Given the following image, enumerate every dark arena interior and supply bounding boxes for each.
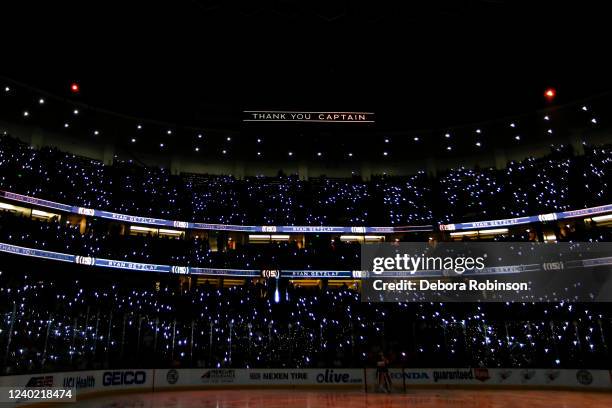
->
[1,1,612,407]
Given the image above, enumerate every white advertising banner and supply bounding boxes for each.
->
[365,368,612,391]
[155,368,364,389]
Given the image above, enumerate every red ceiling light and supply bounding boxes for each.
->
[70,82,80,93]
[544,87,556,100]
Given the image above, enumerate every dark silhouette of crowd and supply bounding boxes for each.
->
[2,135,612,227]
[0,211,364,270]
[0,268,610,375]
[1,135,612,375]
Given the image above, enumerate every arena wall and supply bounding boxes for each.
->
[1,367,610,406]
[362,367,612,392]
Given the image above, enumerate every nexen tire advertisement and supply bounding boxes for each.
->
[243,369,363,386]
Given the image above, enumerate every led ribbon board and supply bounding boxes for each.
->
[0,242,346,278]
[439,204,612,231]
[243,111,375,123]
[0,242,258,277]
[0,190,432,233]
[5,190,611,234]
[4,242,612,281]
[0,242,75,263]
[282,270,353,278]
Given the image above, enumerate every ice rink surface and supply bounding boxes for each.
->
[69,389,612,408]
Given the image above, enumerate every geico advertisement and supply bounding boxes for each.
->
[0,369,153,406]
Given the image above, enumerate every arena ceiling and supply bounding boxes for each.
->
[1,1,611,131]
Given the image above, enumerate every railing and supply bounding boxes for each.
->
[0,190,432,234]
[4,190,612,234]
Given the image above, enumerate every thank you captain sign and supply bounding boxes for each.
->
[243,111,374,123]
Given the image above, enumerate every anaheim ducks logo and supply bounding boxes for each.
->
[520,369,536,382]
[545,370,560,383]
[76,256,95,266]
[77,207,95,216]
[576,370,593,385]
[166,369,179,384]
